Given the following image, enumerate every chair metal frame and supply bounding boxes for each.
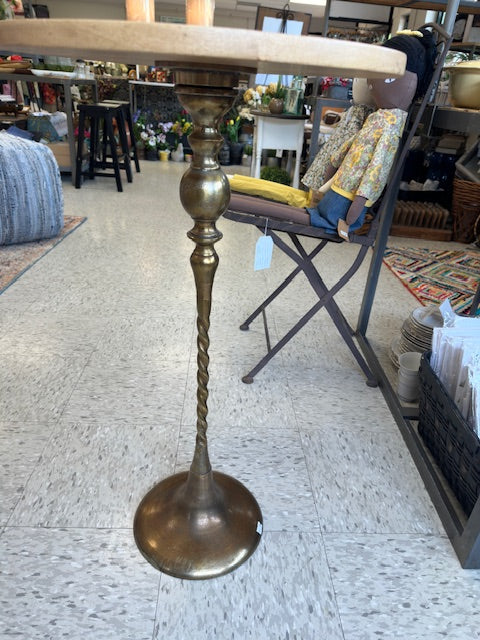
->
[225,25,480,570]
[225,24,451,386]
[225,206,378,384]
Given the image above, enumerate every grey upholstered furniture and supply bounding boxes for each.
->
[0,131,63,245]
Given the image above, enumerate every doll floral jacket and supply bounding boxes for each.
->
[302,104,373,190]
[330,108,407,206]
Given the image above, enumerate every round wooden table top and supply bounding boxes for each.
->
[0,19,406,79]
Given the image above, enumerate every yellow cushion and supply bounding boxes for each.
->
[228,174,312,208]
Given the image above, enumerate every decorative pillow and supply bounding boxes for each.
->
[27,112,60,142]
[228,174,312,208]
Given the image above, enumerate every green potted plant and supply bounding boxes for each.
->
[0,0,16,20]
[242,143,253,167]
[224,115,244,165]
[260,166,291,185]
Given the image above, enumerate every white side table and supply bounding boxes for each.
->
[250,110,308,188]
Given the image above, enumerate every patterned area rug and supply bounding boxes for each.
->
[383,246,480,315]
[0,216,86,294]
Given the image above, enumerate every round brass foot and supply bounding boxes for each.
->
[133,470,263,579]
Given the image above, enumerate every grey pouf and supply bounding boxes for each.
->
[0,131,64,245]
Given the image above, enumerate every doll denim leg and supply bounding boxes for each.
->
[306,189,367,233]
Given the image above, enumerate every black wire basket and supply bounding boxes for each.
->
[418,352,480,516]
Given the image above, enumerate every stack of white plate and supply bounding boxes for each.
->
[390,305,443,368]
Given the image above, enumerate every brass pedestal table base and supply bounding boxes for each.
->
[134,471,262,580]
[134,69,263,580]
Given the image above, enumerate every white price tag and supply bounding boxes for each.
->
[275,149,283,158]
[254,235,273,271]
[256,521,263,535]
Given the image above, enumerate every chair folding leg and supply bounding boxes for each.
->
[240,239,328,331]
[240,229,377,386]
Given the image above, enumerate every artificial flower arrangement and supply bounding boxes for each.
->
[41,83,57,106]
[143,123,172,150]
[224,115,242,143]
[242,76,285,110]
[243,85,265,109]
[133,112,174,150]
[321,77,350,92]
[264,78,286,102]
[171,111,193,149]
[237,106,254,122]
[0,0,18,20]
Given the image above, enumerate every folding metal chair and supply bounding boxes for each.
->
[223,24,452,385]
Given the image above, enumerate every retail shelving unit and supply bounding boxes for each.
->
[340,0,480,568]
[0,72,97,184]
[128,80,175,116]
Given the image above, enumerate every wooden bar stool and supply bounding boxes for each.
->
[101,99,141,173]
[75,102,132,192]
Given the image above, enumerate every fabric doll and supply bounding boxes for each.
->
[306,28,437,240]
[302,78,375,200]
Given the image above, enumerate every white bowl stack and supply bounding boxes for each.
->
[390,305,444,368]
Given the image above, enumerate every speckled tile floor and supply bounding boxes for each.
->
[1,161,479,640]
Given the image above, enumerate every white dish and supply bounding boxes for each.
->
[390,336,402,367]
[412,305,443,330]
[31,69,74,78]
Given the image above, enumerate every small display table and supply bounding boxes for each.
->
[0,18,408,578]
[250,111,309,189]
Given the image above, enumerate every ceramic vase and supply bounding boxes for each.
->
[229,141,244,165]
[268,98,284,114]
[219,138,231,165]
[171,142,184,162]
[144,147,158,161]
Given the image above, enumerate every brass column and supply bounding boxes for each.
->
[133,69,263,580]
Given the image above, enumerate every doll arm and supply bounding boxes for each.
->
[336,140,396,241]
[356,143,398,205]
[337,196,368,241]
[346,195,368,226]
[355,116,405,205]
[337,127,402,240]
[330,134,356,169]
[323,162,337,182]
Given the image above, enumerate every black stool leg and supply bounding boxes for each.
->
[104,113,123,192]
[125,106,140,173]
[88,115,98,180]
[116,109,133,183]
[75,109,86,189]
[100,116,108,166]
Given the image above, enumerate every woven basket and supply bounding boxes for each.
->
[451,177,480,243]
[419,352,480,516]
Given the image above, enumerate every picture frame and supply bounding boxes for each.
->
[254,6,311,36]
[253,6,311,86]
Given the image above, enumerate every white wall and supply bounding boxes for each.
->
[329,1,391,22]
[390,8,432,34]
[41,0,125,20]
[40,0,257,27]
[36,0,376,32]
